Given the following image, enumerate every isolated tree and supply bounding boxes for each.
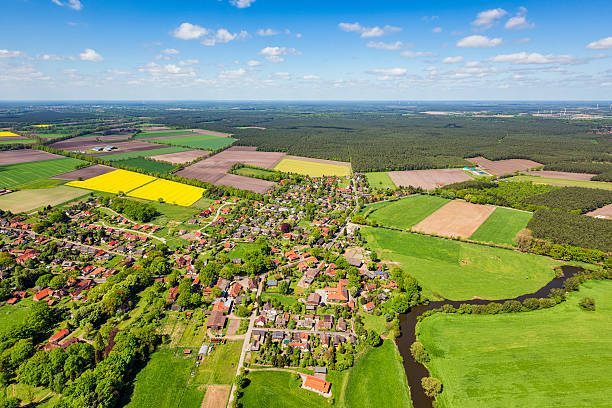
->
[421,376,442,398]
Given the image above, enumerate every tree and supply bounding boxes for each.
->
[390,294,412,313]
[49,211,69,224]
[410,341,429,364]
[364,330,381,347]
[277,280,290,295]
[579,297,596,311]
[421,376,442,398]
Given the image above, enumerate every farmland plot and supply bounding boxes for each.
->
[67,169,156,194]
[128,179,205,207]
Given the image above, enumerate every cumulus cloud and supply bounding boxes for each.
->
[0,50,26,59]
[259,46,300,63]
[0,63,50,82]
[457,35,502,48]
[433,27,443,33]
[79,48,103,62]
[472,8,507,29]
[162,48,180,55]
[178,59,199,66]
[173,23,208,40]
[367,68,407,76]
[400,51,437,57]
[257,28,279,36]
[273,72,291,79]
[38,54,64,61]
[52,0,82,10]
[247,60,262,66]
[218,68,246,79]
[505,7,534,29]
[586,37,612,49]
[366,41,406,50]
[303,75,320,80]
[443,56,464,64]
[514,38,531,44]
[202,29,249,46]
[488,52,582,65]
[338,22,401,38]
[172,23,248,46]
[139,62,196,77]
[230,0,255,8]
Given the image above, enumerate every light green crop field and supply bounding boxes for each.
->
[274,158,351,177]
[0,158,86,188]
[418,280,612,408]
[361,226,557,300]
[0,186,90,213]
[234,167,277,178]
[112,157,175,174]
[126,348,204,408]
[509,175,612,190]
[101,146,189,160]
[469,207,532,246]
[344,340,412,408]
[362,195,450,229]
[154,134,236,150]
[240,371,329,408]
[15,178,66,189]
[136,130,197,138]
[365,171,396,189]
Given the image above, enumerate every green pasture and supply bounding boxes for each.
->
[0,158,86,188]
[469,207,532,246]
[361,195,449,229]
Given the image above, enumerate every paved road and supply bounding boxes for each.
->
[198,202,231,235]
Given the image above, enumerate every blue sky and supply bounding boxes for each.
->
[1,0,611,100]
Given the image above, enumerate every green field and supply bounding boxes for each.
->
[362,195,449,229]
[365,172,396,189]
[509,175,612,191]
[240,371,329,408]
[0,158,86,188]
[0,186,90,213]
[101,146,189,161]
[193,340,242,385]
[153,134,236,151]
[0,138,35,144]
[418,280,612,408]
[0,299,33,336]
[113,157,175,174]
[274,158,351,177]
[136,130,197,138]
[344,341,412,408]
[226,242,258,259]
[127,348,204,408]
[234,167,277,178]
[469,207,533,246]
[15,178,66,189]
[361,227,557,300]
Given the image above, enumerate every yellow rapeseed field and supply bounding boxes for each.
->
[127,179,205,206]
[0,131,20,137]
[274,158,351,177]
[32,124,52,128]
[67,169,156,194]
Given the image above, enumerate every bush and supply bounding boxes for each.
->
[579,297,596,311]
[523,298,540,310]
[501,300,522,313]
[485,302,501,314]
[421,376,443,398]
[410,342,430,364]
[564,276,582,291]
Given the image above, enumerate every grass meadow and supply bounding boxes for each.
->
[365,171,396,189]
[418,280,612,408]
[0,158,85,188]
[362,195,449,229]
[469,207,533,246]
[0,298,33,336]
[154,134,236,151]
[361,226,557,300]
[509,175,612,190]
[240,371,329,408]
[0,186,90,213]
[136,130,197,138]
[234,166,277,178]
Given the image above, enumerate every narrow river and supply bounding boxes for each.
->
[395,265,581,408]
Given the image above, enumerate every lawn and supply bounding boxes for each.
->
[0,158,86,188]
[263,292,300,307]
[362,195,450,229]
[361,313,389,335]
[418,280,612,408]
[274,158,351,178]
[365,171,396,189]
[0,298,33,336]
[101,146,189,161]
[240,371,329,408]
[193,340,242,385]
[361,227,557,300]
[126,348,204,408]
[234,166,277,178]
[0,186,90,213]
[509,175,612,191]
[144,200,199,224]
[112,157,175,174]
[469,207,532,246]
[153,134,236,150]
[227,242,258,259]
[344,340,412,408]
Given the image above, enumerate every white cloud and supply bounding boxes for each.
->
[218,68,246,79]
[514,38,531,44]
[162,48,180,55]
[79,48,103,62]
[0,50,26,59]
[443,56,463,64]
[488,52,581,65]
[400,51,437,57]
[472,8,507,29]
[172,23,208,40]
[457,35,502,48]
[295,33,303,38]
[586,37,612,49]
[51,0,82,10]
[106,69,130,75]
[230,0,255,8]
[273,72,291,79]
[433,27,442,33]
[247,60,261,67]
[257,28,279,36]
[505,7,534,30]
[139,62,196,77]
[338,22,401,38]
[202,29,249,46]
[178,59,199,66]
[259,46,300,63]
[303,75,320,80]
[0,63,50,82]
[367,68,407,76]
[366,41,406,50]
[39,54,64,61]
[422,16,439,22]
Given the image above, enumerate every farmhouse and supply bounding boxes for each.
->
[207,310,226,331]
[324,279,349,303]
[303,375,332,396]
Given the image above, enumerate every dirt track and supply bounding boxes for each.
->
[388,169,472,190]
[413,200,495,238]
[0,149,64,165]
[586,204,612,220]
[468,157,542,176]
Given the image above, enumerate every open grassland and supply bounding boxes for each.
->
[113,157,175,174]
[344,340,412,408]
[102,146,189,161]
[234,166,277,178]
[362,195,450,229]
[0,298,33,336]
[15,178,66,189]
[0,158,86,188]
[128,179,205,207]
[469,207,532,245]
[0,186,90,213]
[126,348,204,408]
[365,171,396,189]
[193,340,242,385]
[240,371,328,408]
[418,280,612,408]
[509,175,612,190]
[154,134,236,150]
[274,158,351,177]
[67,169,156,194]
[226,242,258,259]
[361,227,557,300]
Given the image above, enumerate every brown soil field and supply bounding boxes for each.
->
[175,146,284,193]
[467,157,542,176]
[285,155,351,167]
[525,170,596,181]
[413,200,496,238]
[586,203,612,220]
[388,169,473,190]
[0,149,64,165]
[50,138,167,155]
[149,150,209,164]
[201,385,230,408]
[50,164,116,181]
[142,126,171,131]
[226,318,240,336]
[0,136,28,141]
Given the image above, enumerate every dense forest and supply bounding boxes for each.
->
[523,187,612,213]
